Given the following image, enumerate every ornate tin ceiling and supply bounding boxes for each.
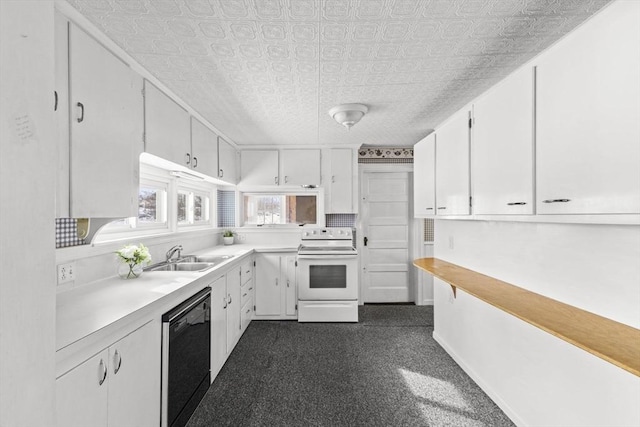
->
[65,0,611,147]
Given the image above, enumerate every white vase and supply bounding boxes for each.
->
[223,236,234,245]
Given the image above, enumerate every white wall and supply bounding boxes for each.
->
[0,2,57,426]
[433,219,640,425]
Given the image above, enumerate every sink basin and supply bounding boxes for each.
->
[179,254,235,264]
[145,262,215,272]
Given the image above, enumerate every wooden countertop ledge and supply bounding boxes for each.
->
[414,257,640,377]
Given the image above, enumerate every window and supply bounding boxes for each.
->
[243,194,317,225]
[177,185,211,227]
[94,162,216,243]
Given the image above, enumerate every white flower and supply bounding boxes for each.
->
[116,243,151,265]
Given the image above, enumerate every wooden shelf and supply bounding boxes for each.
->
[414,257,640,377]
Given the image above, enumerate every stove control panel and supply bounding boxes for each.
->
[301,228,353,240]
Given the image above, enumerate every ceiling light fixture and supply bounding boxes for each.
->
[328,103,368,130]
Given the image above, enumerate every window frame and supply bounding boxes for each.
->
[176,181,214,230]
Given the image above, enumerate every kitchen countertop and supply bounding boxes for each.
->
[56,244,299,354]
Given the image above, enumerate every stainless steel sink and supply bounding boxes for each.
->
[179,254,235,264]
[145,262,215,272]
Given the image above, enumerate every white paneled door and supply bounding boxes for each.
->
[361,172,411,303]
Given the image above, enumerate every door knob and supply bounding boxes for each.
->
[364,237,368,246]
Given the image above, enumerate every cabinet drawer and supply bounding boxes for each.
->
[241,298,253,332]
[241,260,253,286]
[240,281,252,306]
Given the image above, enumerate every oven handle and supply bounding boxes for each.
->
[297,254,358,260]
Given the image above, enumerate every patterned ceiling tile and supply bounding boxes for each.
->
[64,0,612,147]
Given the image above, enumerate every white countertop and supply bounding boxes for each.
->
[56,244,298,354]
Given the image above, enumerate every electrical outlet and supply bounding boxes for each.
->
[57,262,76,285]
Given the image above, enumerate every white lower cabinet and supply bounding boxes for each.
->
[56,320,161,427]
[210,258,254,381]
[226,265,242,353]
[210,275,228,380]
[254,253,297,319]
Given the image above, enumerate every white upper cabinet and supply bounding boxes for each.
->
[435,108,471,215]
[280,149,321,186]
[535,1,640,215]
[413,133,436,217]
[472,66,535,215]
[190,117,219,178]
[68,23,143,218]
[240,150,279,186]
[240,149,321,187]
[218,137,238,184]
[328,148,354,213]
[144,81,191,168]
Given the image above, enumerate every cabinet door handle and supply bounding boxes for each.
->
[426,207,434,211]
[274,176,279,185]
[227,294,232,304]
[542,199,571,203]
[437,207,447,210]
[76,102,84,123]
[507,202,527,206]
[242,292,247,298]
[98,359,107,386]
[192,157,198,168]
[219,169,224,178]
[284,176,288,183]
[248,287,253,291]
[286,279,290,288]
[223,296,227,309]
[54,91,58,111]
[113,350,122,375]
[185,153,191,165]
[331,175,335,183]
[275,278,278,286]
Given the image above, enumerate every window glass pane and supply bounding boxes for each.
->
[287,195,316,225]
[177,192,188,223]
[243,194,316,225]
[138,188,158,223]
[194,194,209,222]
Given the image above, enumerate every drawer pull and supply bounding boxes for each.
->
[542,199,571,203]
[437,207,447,210]
[507,202,527,206]
[426,207,434,210]
[249,287,253,291]
[242,293,247,298]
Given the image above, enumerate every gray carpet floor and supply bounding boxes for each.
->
[187,304,514,427]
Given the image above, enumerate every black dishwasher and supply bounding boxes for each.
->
[162,287,211,427]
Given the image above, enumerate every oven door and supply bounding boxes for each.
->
[297,255,358,300]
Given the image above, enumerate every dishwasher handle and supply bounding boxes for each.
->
[162,287,212,323]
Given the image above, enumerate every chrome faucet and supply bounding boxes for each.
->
[166,245,183,262]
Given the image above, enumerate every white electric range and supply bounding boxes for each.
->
[297,228,358,322]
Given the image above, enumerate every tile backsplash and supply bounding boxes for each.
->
[325,213,356,228]
[56,218,87,248]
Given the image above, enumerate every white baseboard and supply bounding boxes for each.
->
[432,331,526,427]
